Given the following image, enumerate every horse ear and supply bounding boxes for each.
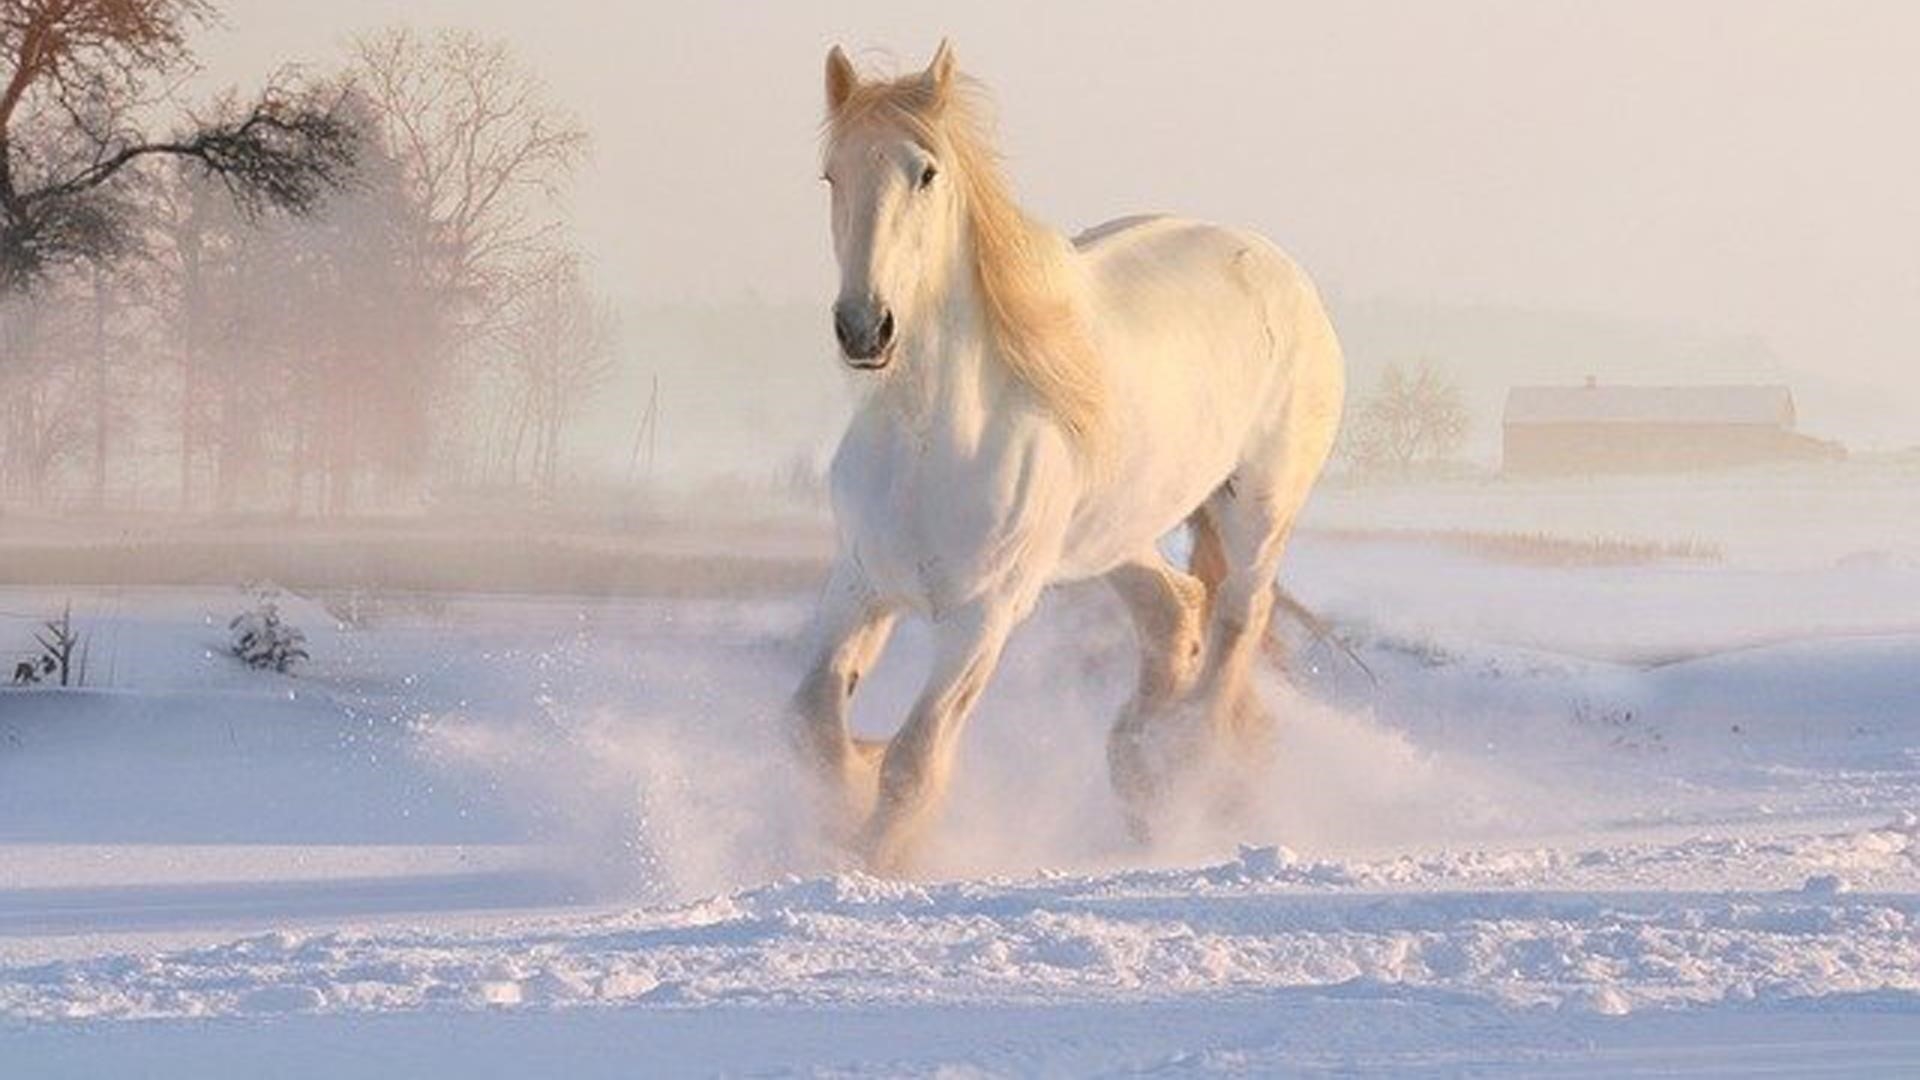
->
[826,46,857,112]
[926,39,956,103]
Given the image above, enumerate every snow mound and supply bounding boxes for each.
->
[4,841,1915,1024]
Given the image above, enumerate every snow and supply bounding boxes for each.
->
[6,841,1916,1022]
[1,475,1917,1075]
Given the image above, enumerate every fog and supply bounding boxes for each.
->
[0,3,1914,540]
[192,0,1920,469]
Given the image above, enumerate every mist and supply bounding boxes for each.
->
[204,0,1920,470]
[3,3,1910,506]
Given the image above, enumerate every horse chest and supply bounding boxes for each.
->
[831,414,1067,614]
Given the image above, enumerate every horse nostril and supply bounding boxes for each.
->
[875,309,895,349]
[833,308,857,351]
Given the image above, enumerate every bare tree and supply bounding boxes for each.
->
[290,115,443,516]
[146,158,214,508]
[144,105,440,518]
[1344,359,1470,474]
[348,27,589,494]
[81,251,147,506]
[0,277,87,500]
[495,255,618,497]
[0,19,591,511]
[348,26,587,340]
[33,601,82,685]
[0,0,356,291]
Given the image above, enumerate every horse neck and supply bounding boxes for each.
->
[877,238,1023,453]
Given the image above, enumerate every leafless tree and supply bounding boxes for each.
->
[33,601,82,685]
[143,107,440,517]
[0,277,87,500]
[288,116,442,516]
[348,27,589,493]
[80,251,149,505]
[0,19,594,512]
[1344,359,1470,473]
[145,158,215,507]
[494,255,618,497]
[348,26,587,341]
[0,0,356,292]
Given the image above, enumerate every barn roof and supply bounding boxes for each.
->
[1505,384,1795,426]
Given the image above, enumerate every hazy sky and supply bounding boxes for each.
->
[199,1,1918,446]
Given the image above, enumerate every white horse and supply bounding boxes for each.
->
[792,42,1344,874]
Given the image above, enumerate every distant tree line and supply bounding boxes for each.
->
[0,4,622,513]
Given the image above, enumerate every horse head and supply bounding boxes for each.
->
[820,41,965,371]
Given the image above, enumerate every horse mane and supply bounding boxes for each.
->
[826,69,1107,456]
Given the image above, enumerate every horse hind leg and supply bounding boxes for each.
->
[1195,484,1297,767]
[1189,504,1285,745]
[1188,506,1228,622]
[1191,444,1335,821]
[1103,550,1208,841]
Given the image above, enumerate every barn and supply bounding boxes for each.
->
[1502,380,1843,475]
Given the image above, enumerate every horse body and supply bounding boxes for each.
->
[1062,215,1342,577]
[796,43,1343,873]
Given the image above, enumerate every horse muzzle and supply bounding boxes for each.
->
[834,301,896,368]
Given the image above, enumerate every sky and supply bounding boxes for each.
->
[195,1,1918,450]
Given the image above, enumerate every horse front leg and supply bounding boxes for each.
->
[790,560,898,841]
[859,600,1016,876]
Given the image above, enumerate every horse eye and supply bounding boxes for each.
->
[918,164,938,190]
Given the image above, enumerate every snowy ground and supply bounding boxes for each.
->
[2,470,1917,1076]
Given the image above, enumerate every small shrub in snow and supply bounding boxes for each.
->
[230,592,309,673]
[11,603,84,687]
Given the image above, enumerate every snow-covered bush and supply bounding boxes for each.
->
[229,592,309,673]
